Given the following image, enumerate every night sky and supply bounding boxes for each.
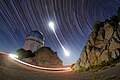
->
[0,0,120,65]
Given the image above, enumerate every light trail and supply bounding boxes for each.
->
[48,21,70,56]
[53,31,70,56]
[9,54,71,71]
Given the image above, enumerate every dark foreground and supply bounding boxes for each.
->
[0,53,120,80]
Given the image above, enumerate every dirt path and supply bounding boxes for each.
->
[0,53,120,80]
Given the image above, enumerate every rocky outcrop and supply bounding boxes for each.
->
[22,47,63,67]
[73,22,120,71]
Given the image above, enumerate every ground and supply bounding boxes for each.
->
[0,53,120,80]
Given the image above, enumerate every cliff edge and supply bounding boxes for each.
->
[73,13,120,71]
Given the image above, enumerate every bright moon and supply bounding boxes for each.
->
[48,21,55,31]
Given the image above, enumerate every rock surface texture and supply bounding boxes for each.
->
[73,22,120,71]
[22,47,63,67]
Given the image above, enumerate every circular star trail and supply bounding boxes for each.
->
[0,0,120,65]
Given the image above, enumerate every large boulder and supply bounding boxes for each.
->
[104,23,114,40]
[73,22,120,71]
[22,47,63,67]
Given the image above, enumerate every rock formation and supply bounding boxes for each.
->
[22,47,63,67]
[73,22,120,71]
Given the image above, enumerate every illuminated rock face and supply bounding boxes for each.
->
[23,31,44,52]
[22,47,63,67]
[73,22,120,71]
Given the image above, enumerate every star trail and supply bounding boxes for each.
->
[0,0,120,65]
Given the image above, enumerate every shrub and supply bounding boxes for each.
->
[16,49,35,59]
[26,50,35,58]
[104,19,110,23]
[109,15,119,27]
[16,48,27,59]
[117,7,120,21]
[71,63,75,68]
[93,21,101,32]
